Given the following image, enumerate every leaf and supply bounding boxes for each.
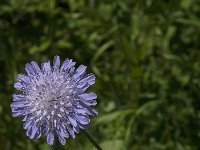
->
[29,40,50,54]
[94,109,134,125]
[100,139,124,150]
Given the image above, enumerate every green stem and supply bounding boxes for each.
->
[83,131,102,150]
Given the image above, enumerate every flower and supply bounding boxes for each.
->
[11,56,98,145]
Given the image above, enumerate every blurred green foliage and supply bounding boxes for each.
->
[0,0,200,149]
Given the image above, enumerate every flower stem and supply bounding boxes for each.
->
[83,130,102,150]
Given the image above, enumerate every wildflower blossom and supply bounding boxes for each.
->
[11,56,97,145]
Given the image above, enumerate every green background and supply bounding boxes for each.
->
[0,0,200,149]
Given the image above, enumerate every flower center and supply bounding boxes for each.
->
[25,72,78,123]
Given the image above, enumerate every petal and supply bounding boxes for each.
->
[56,128,66,145]
[17,74,31,85]
[60,126,69,138]
[23,120,32,129]
[76,114,90,125]
[60,59,75,72]
[31,61,42,76]
[75,108,87,114]
[86,107,98,116]
[79,101,98,116]
[60,58,69,72]
[77,74,96,92]
[11,102,26,117]
[53,55,60,71]
[68,116,77,127]
[14,82,23,91]
[58,135,66,145]
[10,101,24,108]
[12,109,25,117]
[79,92,97,100]
[41,122,49,134]
[78,83,91,93]
[73,126,79,133]
[69,67,75,74]
[22,115,27,121]
[42,61,51,74]
[78,123,88,129]
[47,131,54,145]
[25,63,35,76]
[81,100,97,106]
[73,65,86,79]
[35,127,42,139]
[79,73,95,86]
[27,123,38,139]
[67,126,75,139]
[13,94,25,101]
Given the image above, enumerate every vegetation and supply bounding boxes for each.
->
[0,0,200,149]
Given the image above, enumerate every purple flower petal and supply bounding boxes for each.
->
[69,66,75,74]
[10,101,24,108]
[60,126,69,138]
[68,116,77,127]
[13,94,25,101]
[53,55,60,71]
[31,61,42,76]
[77,74,95,92]
[78,123,88,129]
[79,92,97,100]
[35,127,42,139]
[75,108,87,114]
[23,120,33,130]
[76,114,90,125]
[11,106,26,117]
[73,126,80,133]
[41,61,51,74]
[14,82,23,91]
[60,59,75,72]
[47,131,54,145]
[67,126,75,139]
[17,74,31,85]
[60,59,69,72]
[80,73,95,84]
[25,63,35,76]
[28,124,38,139]
[86,108,98,116]
[81,100,97,106]
[73,65,86,79]
[56,128,66,145]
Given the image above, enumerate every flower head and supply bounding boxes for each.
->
[11,56,97,145]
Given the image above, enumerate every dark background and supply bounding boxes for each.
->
[0,0,200,150]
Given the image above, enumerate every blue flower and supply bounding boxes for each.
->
[11,56,98,145]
